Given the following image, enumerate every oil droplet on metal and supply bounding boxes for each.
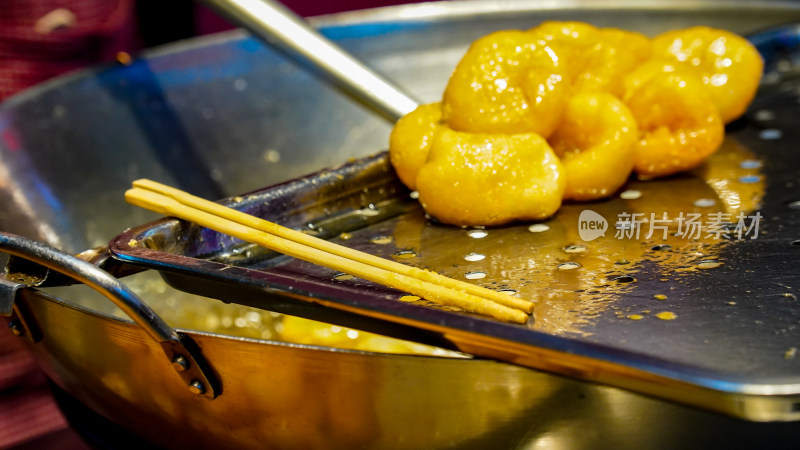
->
[358,207,381,217]
[464,252,486,262]
[564,245,587,254]
[697,260,722,269]
[759,128,782,140]
[693,198,716,208]
[654,294,668,301]
[394,250,417,259]
[738,175,761,184]
[655,311,677,320]
[467,229,488,239]
[399,295,420,302]
[557,262,581,271]
[370,235,393,244]
[263,149,281,163]
[739,159,763,169]
[763,71,780,84]
[754,110,775,121]
[528,223,550,233]
[612,276,636,283]
[333,273,355,281]
[465,271,486,280]
[339,232,352,241]
[620,189,642,200]
[628,314,644,321]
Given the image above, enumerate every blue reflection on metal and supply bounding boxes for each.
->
[0,117,63,214]
[749,23,800,73]
[99,55,254,91]
[30,177,63,213]
[319,21,429,40]
[89,21,429,92]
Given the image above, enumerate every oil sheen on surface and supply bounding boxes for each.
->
[334,138,764,335]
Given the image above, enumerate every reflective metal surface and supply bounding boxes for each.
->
[0,232,177,343]
[110,137,799,420]
[0,232,219,398]
[2,1,800,447]
[198,0,420,121]
[3,1,800,253]
[5,291,800,449]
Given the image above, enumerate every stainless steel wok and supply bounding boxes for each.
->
[2,1,800,448]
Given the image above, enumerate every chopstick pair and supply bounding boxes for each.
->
[125,179,534,323]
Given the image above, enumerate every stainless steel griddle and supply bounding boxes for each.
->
[108,21,800,422]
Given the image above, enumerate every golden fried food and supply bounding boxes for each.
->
[389,22,761,226]
[576,28,652,96]
[532,22,652,97]
[388,102,442,190]
[625,69,724,178]
[548,92,638,200]
[529,21,599,63]
[442,30,570,137]
[651,26,763,123]
[620,59,679,102]
[416,128,565,226]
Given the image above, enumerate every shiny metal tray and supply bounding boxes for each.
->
[109,25,800,421]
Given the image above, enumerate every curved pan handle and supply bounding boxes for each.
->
[198,0,420,122]
[0,232,219,399]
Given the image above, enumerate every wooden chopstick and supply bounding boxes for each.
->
[131,179,535,314]
[125,185,531,324]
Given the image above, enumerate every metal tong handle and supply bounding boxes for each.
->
[198,0,420,122]
[0,232,219,398]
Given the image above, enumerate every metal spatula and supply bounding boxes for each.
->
[198,0,420,122]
